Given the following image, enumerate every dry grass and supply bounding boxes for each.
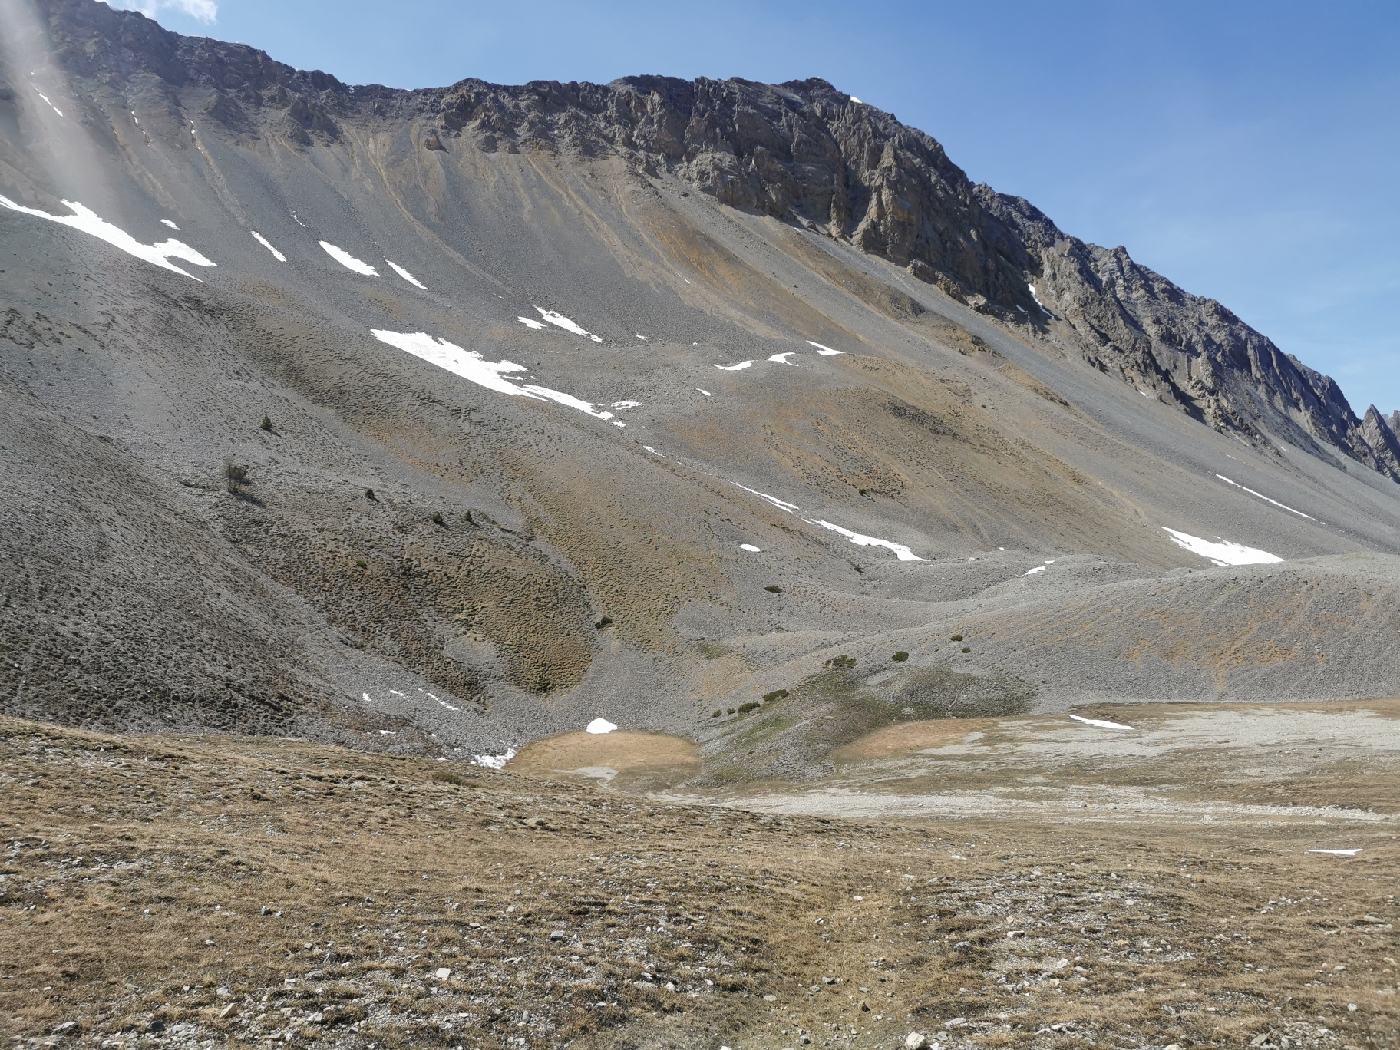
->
[1,715,1395,1048]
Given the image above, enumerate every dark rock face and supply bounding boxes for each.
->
[1361,406,1400,470]
[25,0,1399,482]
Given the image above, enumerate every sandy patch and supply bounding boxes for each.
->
[510,730,699,790]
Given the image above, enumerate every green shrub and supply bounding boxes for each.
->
[430,511,446,527]
[737,701,760,714]
[365,488,378,502]
[823,655,856,669]
[764,584,783,594]
[961,646,971,653]
[950,634,964,642]
[762,689,789,703]
[892,651,909,662]
[259,415,274,432]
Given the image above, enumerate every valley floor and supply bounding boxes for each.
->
[1,708,1396,1049]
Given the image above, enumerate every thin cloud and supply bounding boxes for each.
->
[106,0,218,23]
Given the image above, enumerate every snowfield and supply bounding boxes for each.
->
[1162,527,1282,567]
[0,194,215,280]
[319,241,379,276]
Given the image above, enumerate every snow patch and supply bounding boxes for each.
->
[1028,283,1045,308]
[807,519,923,562]
[768,351,797,365]
[585,718,617,735]
[371,329,617,424]
[386,259,426,289]
[250,230,286,262]
[697,388,712,397]
[0,194,215,280]
[1025,565,1046,576]
[807,341,845,356]
[611,400,641,409]
[521,385,617,422]
[1069,714,1134,731]
[320,241,379,276]
[517,316,546,330]
[740,543,762,552]
[160,219,180,230]
[1162,527,1282,567]
[715,360,753,371]
[1307,848,1360,857]
[1215,474,1316,521]
[635,333,648,341]
[534,306,602,343]
[732,483,799,514]
[31,86,63,117]
[472,748,517,770]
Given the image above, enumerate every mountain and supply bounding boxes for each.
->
[3,0,1400,765]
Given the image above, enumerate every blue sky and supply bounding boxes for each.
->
[114,0,1400,415]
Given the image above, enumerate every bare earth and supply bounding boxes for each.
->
[3,704,1397,1049]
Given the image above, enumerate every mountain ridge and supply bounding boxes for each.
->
[22,0,1397,483]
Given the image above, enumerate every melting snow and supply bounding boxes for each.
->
[521,385,618,422]
[290,210,307,228]
[386,259,426,289]
[715,360,753,371]
[31,86,63,117]
[517,316,546,330]
[534,306,603,343]
[808,519,923,562]
[732,483,799,514]
[250,230,286,262]
[1162,527,1282,567]
[731,482,922,560]
[740,543,762,552]
[160,219,180,230]
[1025,565,1047,576]
[371,329,617,423]
[1307,848,1360,857]
[585,717,617,735]
[1028,283,1045,308]
[635,333,648,341]
[697,388,712,397]
[768,351,797,365]
[320,241,379,276]
[0,194,215,280]
[611,400,641,409]
[472,748,517,770]
[1069,714,1134,731]
[1215,474,1316,521]
[807,341,845,356]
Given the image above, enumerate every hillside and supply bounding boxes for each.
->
[1,0,1399,765]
